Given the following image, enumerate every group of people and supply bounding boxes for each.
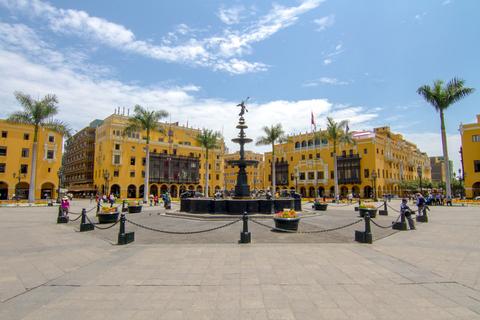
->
[149,192,171,208]
[399,193,430,230]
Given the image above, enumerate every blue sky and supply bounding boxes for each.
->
[0,0,478,171]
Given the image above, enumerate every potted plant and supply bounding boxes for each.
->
[128,201,142,214]
[312,199,328,211]
[273,209,301,231]
[97,206,119,223]
[358,204,377,218]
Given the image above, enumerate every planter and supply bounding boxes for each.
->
[273,217,301,232]
[97,211,119,224]
[359,208,377,218]
[128,205,142,214]
[313,203,328,211]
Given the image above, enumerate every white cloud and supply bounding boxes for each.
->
[442,0,452,5]
[217,6,245,25]
[313,14,334,31]
[323,58,332,65]
[321,42,344,65]
[0,0,323,74]
[414,12,427,20]
[303,77,349,87]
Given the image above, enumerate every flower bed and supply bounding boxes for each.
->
[273,209,300,231]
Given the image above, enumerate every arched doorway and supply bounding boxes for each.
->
[300,187,306,197]
[15,182,29,199]
[329,186,335,197]
[170,185,178,198]
[179,185,187,196]
[317,187,325,197]
[40,182,55,199]
[308,186,315,197]
[127,185,137,198]
[364,186,373,198]
[340,186,348,197]
[188,185,195,191]
[473,182,480,198]
[0,181,8,200]
[139,185,145,198]
[150,184,158,196]
[352,186,360,198]
[110,184,120,197]
[196,185,203,193]
[160,185,168,195]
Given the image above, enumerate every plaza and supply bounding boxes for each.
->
[1,201,479,319]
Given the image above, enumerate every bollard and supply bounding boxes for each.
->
[239,212,251,244]
[354,199,360,212]
[355,212,372,244]
[416,207,428,223]
[118,213,135,245]
[392,212,408,231]
[379,201,388,216]
[122,200,128,213]
[57,204,69,223]
[80,208,94,232]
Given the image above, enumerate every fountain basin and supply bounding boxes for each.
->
[180,198,302,215]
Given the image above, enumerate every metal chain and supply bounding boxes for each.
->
[386,203,402,213]
[250,218,363,234]
[370,219,394,229]
[85,215,120,230]
[69,206,97,215]
[69,213,83,222]
[125,217,241,235]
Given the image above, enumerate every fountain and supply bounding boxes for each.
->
[180,100,301,214]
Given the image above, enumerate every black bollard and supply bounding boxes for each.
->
[354,199,360,212]
[416,207,428,223]
[122,200,128,213]
[239,212,251,244]
[118,213,135,245]
[392,212,408,231]
[80,208,94,232]
[57,204,69,223]
[379,201,388,216]
[355,212,372,244]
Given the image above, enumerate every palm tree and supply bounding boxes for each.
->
[8,91,70,203]
[196,129,221,197]
[315,117,355,201]
[124,105,168,203]
[417,78,474,199]
[256,124,286,197]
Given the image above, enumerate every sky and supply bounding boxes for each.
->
[0,0,478,172]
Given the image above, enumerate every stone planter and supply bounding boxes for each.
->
[359,208,377,218]
[313,203,328,211]
[128,205,142,214]
[97,211,119,224]
[273,217,301,232]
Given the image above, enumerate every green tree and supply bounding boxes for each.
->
[256,124,287,196]
[417,78,474,198]
[8,92,70,203]
[124,105,168,202]
[315,117,355,200]
[196,129,221,197]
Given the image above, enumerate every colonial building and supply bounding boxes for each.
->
[93,114,226,198]
[263,126,431,198]
[429,156,453,184]
[0,119,63,200]
[224,151,265,192]
[460,114,480,198]
[63,120,102,197]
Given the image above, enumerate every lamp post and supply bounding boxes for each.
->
[12,169,26,200]
[294,168,299,194]
[458,168,463,199]
[103,170,110,196]
[417,165,423,195]
[371,170,377,201]
[56,169,63,203]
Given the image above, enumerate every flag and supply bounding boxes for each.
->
[311,111,316,131]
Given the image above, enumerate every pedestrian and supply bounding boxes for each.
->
[154,194,159,206]
[416,193,426,217]
[109,193,115,207]
[347,192,353,204]
[400,198,415,230]
[61,196,70,216]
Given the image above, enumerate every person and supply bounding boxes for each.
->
[61,196,70,216]
[446,194,452,206]
[154,194,159,206]
[400,198,415,230]
[265,190,272,200]
[163,192,171,209]
[416,193,426,217]
[109,193,115,207]
[149,194,154,206]
[347,193,353,203]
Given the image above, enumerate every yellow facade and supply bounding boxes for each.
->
[93,114,226,198]
[460,114,480,198]
[263,126,431,198]
[224,151,265,192]
[0,119,63,200]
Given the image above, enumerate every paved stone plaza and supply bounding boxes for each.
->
[0,200,479,319]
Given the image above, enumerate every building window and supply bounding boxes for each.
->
[376,148,379,154]
[330,171,334,179]
[308,172,315,180]
[142,171,145,178]
[114,155,121,164]
[474,160,480,173]
[364,169,369,178]
[20,164,28,174]
[142,158,146,166]
[23,133,30,140]
[216,174,219,180]
[48,168,51,173]
[309,154,313,159]
[349,149,353,156]
[472,135,480,142]
[130,171,135,177]
[46,150,54,160]
[364,148,367,154]
[113,170,119,177]
[0,163,5,173]
[301,155,305,160]
[115,144,120,150]
[316,153,320,159]
[318,171,324,179]
[299,172,305,180]
[21,148,29,158]
[0,147,6,156]
[48,135,54,143]
[130,157,136,165]
[1,131,7,138]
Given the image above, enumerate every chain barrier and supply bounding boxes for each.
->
[85,215,120,230]
[69,213,83,222]
[386,203,402,213]
[69,206,97,215]
[250,218,362,234]
[370,218,394,229]
[125,217,241,235]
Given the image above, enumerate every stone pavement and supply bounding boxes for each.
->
[0,201,479,319]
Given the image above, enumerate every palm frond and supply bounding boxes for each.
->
[7,111,33,125]
[43,119,71,138]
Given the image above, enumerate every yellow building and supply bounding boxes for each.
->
[460,114,480,198]
[0,119,63,200]
[263,126,431,198]
[93,114,226,199]
[224,151,265,192]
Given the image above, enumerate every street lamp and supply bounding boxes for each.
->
[103,170,110,195]
[12,169,26,200]
[458,168,463,199]
[294,168,299,194]
[371,170,377,201]
[56,169,63,203]
[417,165,423,195]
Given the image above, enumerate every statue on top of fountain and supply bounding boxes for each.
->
[237,97,249,117]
